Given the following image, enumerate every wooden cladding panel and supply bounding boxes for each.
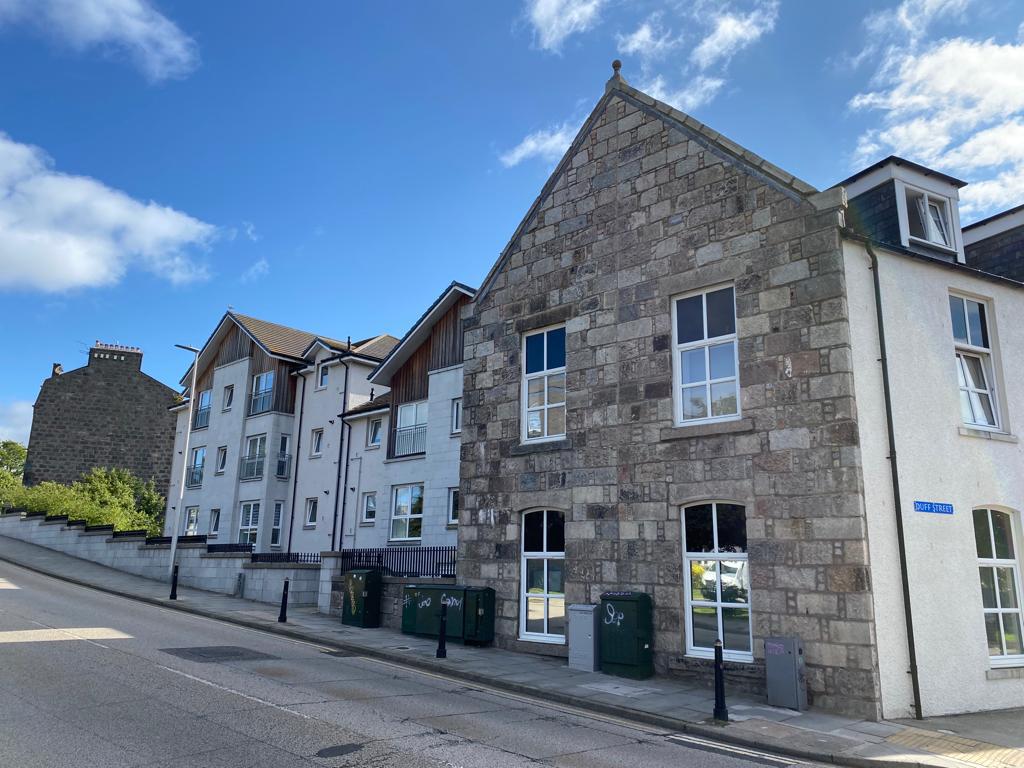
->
[387,342,430,458]
[195,323,253,393]
[251,346,297,414]
[428,295,469,371]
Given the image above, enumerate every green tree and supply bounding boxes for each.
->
[0,441,27,476]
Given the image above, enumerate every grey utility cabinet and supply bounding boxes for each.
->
[568,604,600,672]
[765,636,808,710]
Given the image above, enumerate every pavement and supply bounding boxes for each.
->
[1,535,1021,768]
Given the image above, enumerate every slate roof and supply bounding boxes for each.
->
[343,392,392,418]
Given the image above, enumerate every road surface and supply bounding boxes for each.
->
[0,561,806,767]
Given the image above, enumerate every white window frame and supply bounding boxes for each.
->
[275,434,291,478]
[389,483,423,542]
[187,446,205,487]
[448,488,460,525]
[304,497,318,528]
[904,185,953,250]
[950,293,1001,432]
[974,507,1024,667]
[451,398,462,434]
[671,285,741,427]
[183,506,199,535]
[367,418,383,448]
[520,509,566,644]
[682,501,753,663]
[215,446,227,474]
[222,384,234,411]
[361,492,377,523]
[521,325,567,444]
[310,428,324,457]
[250,371,274,415]
[270,501,284,548]
[239,501,260,546]
[316,363,329,390]
[395,402,427,456]
[209,508,220,537]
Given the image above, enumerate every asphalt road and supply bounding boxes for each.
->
[0,561,805,768]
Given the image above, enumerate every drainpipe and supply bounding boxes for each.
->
[862,237,924,720]
[331,355,351,551]
[285,374,307,554]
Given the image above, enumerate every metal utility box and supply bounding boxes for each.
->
[599,591,654,679]
[341,569,382,628]
[401,585,495,645]
[462,587,496,644]
[568,604,600,672]
[765,636,807,710]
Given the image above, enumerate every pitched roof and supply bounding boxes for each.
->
[836,155,967,190]
[353,334,401,361]
[370,281,476,386]
[343,392,392,418]
[476,69,821,301]
[230,313,323,360]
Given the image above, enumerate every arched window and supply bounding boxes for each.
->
[521,509,565,642]
[973,508,1024,663]
[683,502,751,661]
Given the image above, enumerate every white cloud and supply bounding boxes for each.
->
[242,221,260,242]
[0,400,32,445]
[644,74,725,112]
[526,0,603,52]
[0,0,197,81]
[500,121,578,167]
[617,15,676,59]
[239,257,269,283]
[690,2,779,70]
[850,36,1024,216]
[0,132,214,292]
[864,0,970,44]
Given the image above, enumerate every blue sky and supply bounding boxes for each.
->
[1,0,1022,444]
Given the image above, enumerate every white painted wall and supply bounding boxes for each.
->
[286,354,380,554]
[845,239,1024,717]
[340,365,462,550]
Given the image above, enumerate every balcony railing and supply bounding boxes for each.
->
[274,452,292,479]
[339,546,456,578]
[239,453,265,481]
[185,465,204,488]
[248,390,273,416]
[393,425,427,456]
[192,406,210,430]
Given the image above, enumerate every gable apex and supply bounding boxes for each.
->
[476,70,820,302]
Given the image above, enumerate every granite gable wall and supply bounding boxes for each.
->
[459,90,881,717]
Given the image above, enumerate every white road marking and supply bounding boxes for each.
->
[155,664,314,720]
[668,733,807,764]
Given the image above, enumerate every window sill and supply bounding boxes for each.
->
[450,431,461,438]
[685,650,755,664]
[239,477,263,483]
[303,525,316,530]
[359,521,375,527]
[386,539,422,546]
[446,522,459,530]
[365,444,381,451]
[222,408,231,413]
[308,454,322,460]
[519,633,566,645]
[662,417,753,441]
[214,471,225,476]
[511,438,572,456]
[207,533,218,538]
[907,235,959,257]
[958,426,1018,443]
[384,454,425,464]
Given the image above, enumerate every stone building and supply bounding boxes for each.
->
[457,67,1024,719]
[24,342,179,491]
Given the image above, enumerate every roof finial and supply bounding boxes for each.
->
[612,59,621,75]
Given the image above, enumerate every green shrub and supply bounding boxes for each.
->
[0,467,164,536]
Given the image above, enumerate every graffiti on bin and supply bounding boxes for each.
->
[418,596,432,609]
[603,602,625,627]
[441,593,462,610]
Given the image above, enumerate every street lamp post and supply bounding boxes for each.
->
[169,343,200,578]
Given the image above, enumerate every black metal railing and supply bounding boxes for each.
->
[193,406,210,429]
[208,543,254,554]
[248,390,272,416]
[185,465,204,488]
[339,546,457,578]
[393,425,427,456]
[146,534,208,545]
[274,452,292,479]
[251,552,321,564]
[239,453,265,480]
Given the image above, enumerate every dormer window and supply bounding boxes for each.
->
[906,187,951,247]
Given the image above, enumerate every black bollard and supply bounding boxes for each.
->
[713,639,729,722]
[169,564,179,601]
[436,601,447,659]
[278,578,289,623]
